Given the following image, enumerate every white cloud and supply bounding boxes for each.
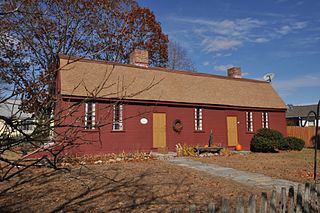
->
[254,37,269,43]
[214,64,234,72]
[214,53,232,57]
[202,39,242,52]
[168,15,309,55]
[273,50,320,58]
[169,16,267,54]
[273,74,320,93]
[278,25,291,35]
[277,21,307,35]
[294,21,307,29]
[172,17,264,37]
[295,36,320,46]
[203,61,210,66]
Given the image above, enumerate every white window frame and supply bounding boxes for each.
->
[246,111,253,132]
[85,102,96,129]
[262,112,269,128]
[194,108,203,131]
[112,104,123,131]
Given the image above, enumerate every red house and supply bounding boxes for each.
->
[55,49,287,155]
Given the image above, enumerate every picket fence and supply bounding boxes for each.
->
[170,183,320,213]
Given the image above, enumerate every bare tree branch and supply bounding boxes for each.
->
[0,0,168,181]
[167,40,196,72]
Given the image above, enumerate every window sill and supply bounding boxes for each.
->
[111,130,126,133]
[194,130,205,133]
[82,129,99,132]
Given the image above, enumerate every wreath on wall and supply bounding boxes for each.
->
[173,119,183,132]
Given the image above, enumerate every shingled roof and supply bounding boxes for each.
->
[286,104,318,118]
[58,56,286,110]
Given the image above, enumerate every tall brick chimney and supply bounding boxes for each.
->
[227,67,242,78]
[129,49,149,67]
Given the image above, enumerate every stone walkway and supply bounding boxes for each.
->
[152,153,300,193]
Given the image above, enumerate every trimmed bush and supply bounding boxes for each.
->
[250,136,278,152]
[250,128,285,152]
[254,128,284,142]
[285,137,305,151]
[278,139,290,151]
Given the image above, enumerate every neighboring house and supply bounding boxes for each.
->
[286,104,319,127]
[55,49,287,154]
[0,100,35,137]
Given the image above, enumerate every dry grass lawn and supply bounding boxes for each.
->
[0,160,267,212]
[196,148,320,183]
[2,149,318,211]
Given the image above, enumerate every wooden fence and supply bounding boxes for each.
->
[287,126,317,147]
[170,183,320,213]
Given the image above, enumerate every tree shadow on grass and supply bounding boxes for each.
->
[0,169,67,212]
[0,163,208,212]
[50,168,192,212]
[0,170,60,195]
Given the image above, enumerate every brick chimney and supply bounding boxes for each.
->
[129,49,149,67]
[227,67,242,78]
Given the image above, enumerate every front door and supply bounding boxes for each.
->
[227,116,238,146]
[153,113,166,148]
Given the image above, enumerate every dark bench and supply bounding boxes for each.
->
[193,147,223,155]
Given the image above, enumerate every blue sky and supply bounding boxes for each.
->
[138,0,320,105]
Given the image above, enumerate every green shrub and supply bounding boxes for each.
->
[250,128,285,152]
[285,137,305,151]
[254,128,284,142]
[278,139,290,150]
[250,136,278,152]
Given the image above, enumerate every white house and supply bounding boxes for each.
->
[0,99,35,137]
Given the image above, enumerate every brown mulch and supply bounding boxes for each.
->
[0,160,267,212]
[196,148,320,183]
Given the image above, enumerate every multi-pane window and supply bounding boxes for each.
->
[246,112,253,132]
[262,112,269,128]
[194,108,203,131]
[85,102,96,129]
[113,104,123,131]
[20,119,34,131]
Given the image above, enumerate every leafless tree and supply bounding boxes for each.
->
[0,0,167,181]
[167,41,196,72]
[0,0,27,15]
